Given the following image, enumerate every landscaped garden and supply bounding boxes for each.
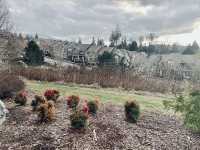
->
[1,78,200,149]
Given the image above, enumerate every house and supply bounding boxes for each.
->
[0,31,10,40]
[85,45,102,65]
[112,49,131,67]
[39,38,65,59]
[64,42,91,63]
[0,31,12,65]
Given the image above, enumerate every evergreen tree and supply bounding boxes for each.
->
[118,38,128,49]
[97,38,104,46]
[24,40,44,65]
[128,41,138,51]
[78,37,82,44]
[18,33,23,40]
[98,51,114,65]
[192,40,199,50]
[183,41,199,55]
[109,25,121,47]
[35,33,39,40]
[139,36,144,47]
[91,37,96,45]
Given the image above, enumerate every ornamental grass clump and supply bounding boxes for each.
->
[66,95,80,109]
[44,89,60,102]
[14,91,27,106]
[124,100,140,123]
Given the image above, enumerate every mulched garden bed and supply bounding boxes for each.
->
[0,96,200,150]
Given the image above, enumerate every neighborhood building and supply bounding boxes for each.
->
[63,42,91,63]
[85,45,102,65]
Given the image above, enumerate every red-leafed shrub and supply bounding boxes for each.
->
[124,100,140,123]
[66,95,80,109]
[70,108,89,129]
[44,89,60,102]
[0,73,25,100]
[82,102,89,114]
[14,90,27,106]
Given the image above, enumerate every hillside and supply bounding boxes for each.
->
[1,80,200,149]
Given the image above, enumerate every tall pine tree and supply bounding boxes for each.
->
[24,40,44,65]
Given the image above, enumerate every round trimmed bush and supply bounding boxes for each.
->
[87,100,99,115]
[66,95,80,109]
[124,100,140,123]
[44,89,60,102]
[70,110,88,129]
[14,91,27,106]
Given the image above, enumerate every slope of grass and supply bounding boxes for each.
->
[26,80,173,112]
[196,52,200,59]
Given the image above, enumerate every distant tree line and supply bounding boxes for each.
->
[108,25,200,55]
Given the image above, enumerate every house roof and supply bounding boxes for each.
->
[97,47,115,55]
[79,44,91,51]
[87,46,102,53]
[64,42,91,51]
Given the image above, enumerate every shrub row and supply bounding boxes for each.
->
[13,87,140,129]
[10,66,183,93]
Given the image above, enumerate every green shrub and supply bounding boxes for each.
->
[66,95,80,109]
[124,100,140,123]
[87,100,99,115]
[164,91,200,132]
[190,90,200,97]
[70,110,88,129]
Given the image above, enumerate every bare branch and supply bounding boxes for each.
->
[0,0,12,31]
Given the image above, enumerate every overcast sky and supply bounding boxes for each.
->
[6,0,200,45]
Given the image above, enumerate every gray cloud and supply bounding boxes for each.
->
[6,0,200,43]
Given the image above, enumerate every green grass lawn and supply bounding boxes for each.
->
[26,80,173,112]
[195,52,200,59]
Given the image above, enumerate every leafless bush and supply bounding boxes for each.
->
[0,72,25,99]
[11,66,183,93]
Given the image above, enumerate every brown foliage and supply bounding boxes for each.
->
[0,72,25,99]
[37,100,55,123]
[11,66,183,93]
[14,91,27,106]
[31,95,47,111]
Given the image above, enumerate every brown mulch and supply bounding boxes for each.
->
[0,97,200,150]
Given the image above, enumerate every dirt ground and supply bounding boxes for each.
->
[0,94,200,150]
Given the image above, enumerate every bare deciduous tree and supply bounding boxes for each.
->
[0,0,11,31]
